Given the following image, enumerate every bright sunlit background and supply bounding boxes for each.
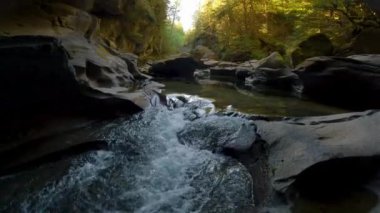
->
[177,0,204,32]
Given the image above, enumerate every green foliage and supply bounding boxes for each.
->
[160,23,186,55]
[97,0,184,58]
[189,0,379,61]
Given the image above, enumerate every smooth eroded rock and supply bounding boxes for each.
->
[149,55,205,79]
[255,110,380,192]
[291,34,334,66]
[295,56,380,110]
[0,35,163,174]
[178,116,257,153]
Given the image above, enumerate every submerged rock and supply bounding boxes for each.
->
[295,56,380,110]
[178,116,257,153]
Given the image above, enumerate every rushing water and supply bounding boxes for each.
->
[0,97,255,212]
[0,81,372,213]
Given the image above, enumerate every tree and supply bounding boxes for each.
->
[189,0,379,61]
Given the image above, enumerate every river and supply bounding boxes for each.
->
[0,81,359,212]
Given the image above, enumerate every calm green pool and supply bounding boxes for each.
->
[161,80,347,117]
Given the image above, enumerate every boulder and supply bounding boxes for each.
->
[246,68,300,91]
[295,56,380,110]
[178,116,257,153]
[349,28,380,55]
[192,45,217,60]
[149,55,205,79]
[255,52,287,69]
[194,69,210,79]
[245,52,300,91]
[292,34,334,66]
[236,67,253,81]
[210,66,237,78]
[255,110,380,194]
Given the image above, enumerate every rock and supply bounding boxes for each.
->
[195,160,254,213]
[149,55,205,79]
[202,59,220,67]
[244,52,300,91]
[348,54,380,66]
[256,52,287,70]
[194,69,210,79]
[236,67,253,81]
[255,110,380,193]
[0,35,162,174]
[210,66,237,78]
[93,0,124,15]
[59,0,96,11]
[178,116,257,153]
[295,56,380,110]
[349,28,380,55]
[292,34,334,66]
[246,68,300,91]
[192,45,217,60]
[239,59,259,68]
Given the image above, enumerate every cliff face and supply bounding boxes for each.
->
[0,0,166,53]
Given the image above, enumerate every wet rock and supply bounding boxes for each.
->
[0,35,162,174]
[245,52,300,91]
[295,56,380,110]
[236,67,253,81]
[149,55,206,79]
[246,68,300,91]
[194,68,210,79]
[195,160,254,213]
[178,116,257,153]
[291,34,334,66]
[254,110,380,193]
[347,54,380,66]
[0,36,160,115]
[210,66,237,78]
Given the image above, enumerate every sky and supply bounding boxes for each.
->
[177,0,204,32]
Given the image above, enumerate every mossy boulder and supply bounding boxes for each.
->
[291,34,334,66]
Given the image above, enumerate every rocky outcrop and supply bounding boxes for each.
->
[149,55,206,79]
[295,55,380,110]
[0,0,165,175]
[0,35,163,174]
[255,110,380,196]
[191,45,217,60]
[178,116,257,153]
[349,28,380,55]
[194,53,300,92]
[291,34,334,66]
[244,52,300,91]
